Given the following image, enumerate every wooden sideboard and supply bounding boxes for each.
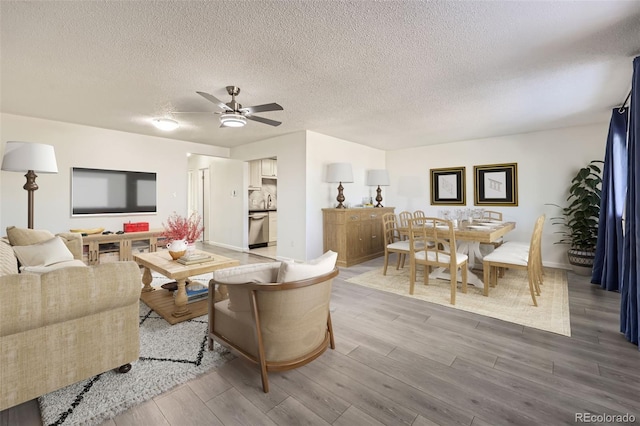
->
[322,207,395,267]
[81,229,166,265]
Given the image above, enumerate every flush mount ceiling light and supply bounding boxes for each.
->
[152,118,179,131]
[220,112,247,128]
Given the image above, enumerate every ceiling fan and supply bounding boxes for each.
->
[195,86,283,128]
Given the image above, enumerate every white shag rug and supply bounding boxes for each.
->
[347,267,571,336]
[39,273,234,426]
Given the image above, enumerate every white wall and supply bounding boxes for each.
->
[306,131,387,259]
[0,113,229,234]
[187,154,247,250]
[385,122,609,268]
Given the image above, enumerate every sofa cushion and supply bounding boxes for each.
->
[21,260,87,274]
[12,237,75,269]
[0,239,18,277]
[6,226,55,247]
[212,263,280,313]
[277,250,338,282]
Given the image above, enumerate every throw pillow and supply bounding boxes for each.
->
[6,226,55,247]
[276,250,338,282]
[212,262,280,312]
[0,238,18,276]
[12,236,75,268]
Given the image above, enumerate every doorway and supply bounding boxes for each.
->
[248,157,278,259]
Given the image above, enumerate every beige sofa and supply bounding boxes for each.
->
[0,228,141,411]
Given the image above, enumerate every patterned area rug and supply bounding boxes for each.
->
[38,273,233,426]
[347,267,571,336]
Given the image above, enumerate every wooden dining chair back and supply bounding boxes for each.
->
[483,210,503,221]
[482,215,545,306]
[398,211,413,239]
[408,217,468,304]
[382,213,411,275]
[480,210,505,248]
[413,210,426,220]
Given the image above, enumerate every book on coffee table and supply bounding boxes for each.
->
[176,253,214,265]
[174,282,209,303]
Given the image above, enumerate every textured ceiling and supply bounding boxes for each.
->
[1,1,639,151]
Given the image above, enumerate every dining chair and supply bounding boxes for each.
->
[498,214,546,288]
[480,210,505,249]
[482,215,545,306]
[382,213,411,274]
[408,217,468,304]
[483,210,503,221]
[413,210,426,220]
[398,211,413,240]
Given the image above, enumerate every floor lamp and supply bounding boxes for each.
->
[1,141,58,229]
[326,163,354,208]
[366,169,390,207]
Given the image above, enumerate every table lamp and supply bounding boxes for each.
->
[326,163,354,208]
[366,169,390,207]
[1,141,58,229]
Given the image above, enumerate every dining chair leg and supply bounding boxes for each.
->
[409,259,416,295]
[383,251,390,275]
[449,269,456,305]
[461,263,468,294]
[527,272,538,307]
[395,253,402,270]
[483,263,490,296]
[401,253,406,269]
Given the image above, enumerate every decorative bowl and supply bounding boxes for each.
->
[169,250,186,260]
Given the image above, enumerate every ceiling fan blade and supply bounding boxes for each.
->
[246,115,282,127]
[240,103,284,114]
[196,91,232,111]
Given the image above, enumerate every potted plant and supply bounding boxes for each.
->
[161,212,204,245]
[549,160,603,275]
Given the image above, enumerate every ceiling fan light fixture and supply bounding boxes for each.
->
[152,118,179,131]
[220,113,247,128]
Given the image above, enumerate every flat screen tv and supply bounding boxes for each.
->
[71,167,157,215]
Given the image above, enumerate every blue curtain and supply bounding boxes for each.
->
[591,109,628,290]
[621,55,639,347]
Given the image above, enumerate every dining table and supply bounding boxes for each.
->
[399,219,516,286]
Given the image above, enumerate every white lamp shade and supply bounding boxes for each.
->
[366,169,390,186]
[1,141,58,173]
[326,163,354,183]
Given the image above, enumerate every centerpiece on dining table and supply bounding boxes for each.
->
[161,212,204,260]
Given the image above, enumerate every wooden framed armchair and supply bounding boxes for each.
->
[207,252,339,392]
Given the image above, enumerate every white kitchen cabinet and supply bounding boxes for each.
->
[249,160,262,188]
[268,211,277,243]
[261,159,277,177]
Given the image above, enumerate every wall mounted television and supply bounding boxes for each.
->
[71,167,157,215]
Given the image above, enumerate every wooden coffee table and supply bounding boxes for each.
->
[134,250,239,324]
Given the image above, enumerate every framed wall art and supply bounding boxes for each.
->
[473,163,518,206]
[430,166,466,205]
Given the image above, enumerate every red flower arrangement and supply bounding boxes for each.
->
[161,212,204,243]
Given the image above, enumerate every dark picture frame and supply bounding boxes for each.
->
[474,163,518,206]
[430,166,466,205]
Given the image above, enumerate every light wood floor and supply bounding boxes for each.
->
[2,245,640,426]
